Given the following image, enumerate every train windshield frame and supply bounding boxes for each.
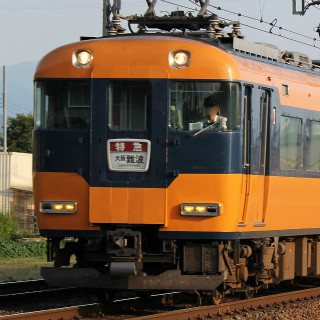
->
[169,81,241,132]
[34,80,91,129]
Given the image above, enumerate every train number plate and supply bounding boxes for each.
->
[107,139,151,172]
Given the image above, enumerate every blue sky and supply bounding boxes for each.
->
[1,0,320,66]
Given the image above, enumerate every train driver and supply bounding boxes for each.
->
[203,95,227,130]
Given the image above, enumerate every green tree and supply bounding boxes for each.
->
[0,214,18,238]
[7,113,33,153]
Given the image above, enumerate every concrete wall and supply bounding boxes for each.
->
[0,152,32,214]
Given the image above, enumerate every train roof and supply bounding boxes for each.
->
[36,6,320,79]
[35,32,320,110]
[98,9,320,73]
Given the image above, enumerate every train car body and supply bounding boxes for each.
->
[34,12,320,300]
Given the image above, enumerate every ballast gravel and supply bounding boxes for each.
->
[222,297,320,320]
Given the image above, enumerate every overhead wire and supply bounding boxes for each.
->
[203,1,318,41]
[305,0,320,12]
[0,0,101,10]
[259,0,266,20]
[160,0,320,51]
[1,0,147,10]
[0,97,32,116]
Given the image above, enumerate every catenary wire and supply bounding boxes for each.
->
[160,0,320,50]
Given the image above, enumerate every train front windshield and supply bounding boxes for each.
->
[108,81,151,131]
[35,80,91,129]
[169,81,241,131]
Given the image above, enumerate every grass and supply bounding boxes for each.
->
[0,256,53,282]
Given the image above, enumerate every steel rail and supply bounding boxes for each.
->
[0,280,46,294]
[0,303,101,320]
[133,287,320,319]
[1,286,320,319]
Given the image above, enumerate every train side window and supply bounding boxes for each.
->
[169,81,241,131]
[306,120,320,171]
[259,90,270,176]
[280,116,302,170]
[282,84,289,96]
[243,86,251,169]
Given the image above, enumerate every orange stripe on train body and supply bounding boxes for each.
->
[89,174,242,229]
[159,174,320,234]
[34,172,99,231]
[89,187,166,225]
[35,170,320,233]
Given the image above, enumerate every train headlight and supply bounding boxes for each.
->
[40,201,77,214]
[169,50,191,69]
[72,49,93,68]
[181,203,221,217]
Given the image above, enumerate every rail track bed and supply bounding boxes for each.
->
[0,284,99,317]
[1,280,320,319]
[0,280,48,295]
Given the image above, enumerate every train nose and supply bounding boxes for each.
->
[89,186,166,225]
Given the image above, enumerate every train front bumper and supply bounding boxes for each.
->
[41,267,225,291]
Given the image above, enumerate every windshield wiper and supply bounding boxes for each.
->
[192,120,219,137]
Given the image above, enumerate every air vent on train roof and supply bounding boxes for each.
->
[227,37,320,71]
[229,37,282,62]
[282,51,313,69]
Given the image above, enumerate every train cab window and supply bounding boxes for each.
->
[35,80,91,129]
[169,81,241,132]
[280,116,302,170]
[108,81,151,131]
[282,84,289,96]
[306,120,320,171]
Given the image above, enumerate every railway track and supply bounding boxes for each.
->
[1,285,320,319]
[0,282,99,316]
[0,286,82,306]
[0,280,47,295]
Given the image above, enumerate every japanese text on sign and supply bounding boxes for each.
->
[108,139,151,172]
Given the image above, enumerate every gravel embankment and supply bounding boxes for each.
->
[223,297,320,319]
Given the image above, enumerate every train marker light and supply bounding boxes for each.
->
[181,203,221,217]
[40,201,77,214]
[183,205,195,213]
[169,50,191,69]
[64,203,75,211]
[53,203,63,210]
[72,50,93,68]
[195,206,206,213]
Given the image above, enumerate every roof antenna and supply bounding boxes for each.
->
[103,0,125,36]
[316,23,320,38]
[197,0,210,17]
[103,0,112,36]
[112,0,121,15]
[145,0,157,17]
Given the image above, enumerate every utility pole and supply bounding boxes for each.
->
[2,66,7,153]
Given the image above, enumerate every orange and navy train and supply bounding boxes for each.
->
[33,11,320,301]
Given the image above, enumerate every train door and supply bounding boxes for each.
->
[255,89,271,226]
[89,79,168,225]
[239,85,252,224]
